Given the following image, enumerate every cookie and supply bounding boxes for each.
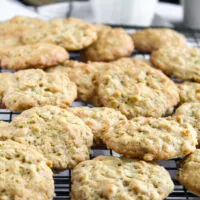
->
[131,28,187,53]
[0,43,69,70]
[174,102,200,146]
[0,106,93,170]
[72,156,174,200]
[81,25,134,61]
[0,16,48,47]
[177,149,200,196]
[47,60,114,103]
[0,16,47,33]
[0,140,54,200]
[0,69,77,112]
[69,107,127,145]
[97,58,180,118]
[103,116,197,161]
[151,47,200,82]
[177,82,200,103]
[22,18,98,51]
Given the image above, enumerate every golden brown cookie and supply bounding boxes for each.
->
[97,58,180,118]
[0,69,77,112]
[0,16,48,47]
[0,106,93,170]
[177,82,200,103]
[132,28,187,53]
[0,16,47,33]
[72,156,174,200]
[103,116,197,161]
[174,102,200,146]
[0,140,54,200]
[151,47,200,82]
[81,25,134,61]
[69,107,127,145]
[0,43,69,70]
[22,18,98,51]
[177,149,200,196]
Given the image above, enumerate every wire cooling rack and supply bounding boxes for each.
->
[0,26,200,200]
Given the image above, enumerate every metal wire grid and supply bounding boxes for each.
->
[0,27,200,200]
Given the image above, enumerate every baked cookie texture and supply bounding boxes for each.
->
[132,28,187,53]
[22,18,98,51]
[103,116,197,161]
[177,82,200,103]
[0,34,22,47]
[0,121,11,128]
[0,69,77,112]
[69,107,127,146]
[0,16,48,47]
[0,106,93,170]
[0,43,69,70]
[151,47,200,82]
[81,25,134,61]
[0,72,14,106]
[72,156,174,200]
[97,58,180,118]
[0,140,54,200]
[47,60,115,103]
[174,102,200,146]
[177,149,200,196]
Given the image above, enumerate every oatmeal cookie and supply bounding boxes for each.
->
[0,106,93,170]
[81,25,134,61]
[1,69,77,112]
[0,140,54,200]
[0,16,48,47]
[0,43,69,70]
[151,47,200,82]
[97,58,180,118]
[131,28,187,53]
[177,149,200,196]
[72,156,174,200]
[103,116,197,161]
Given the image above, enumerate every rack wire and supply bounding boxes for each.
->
[0,26,200,200]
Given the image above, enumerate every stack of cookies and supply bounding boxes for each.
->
[0,16,200,200]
